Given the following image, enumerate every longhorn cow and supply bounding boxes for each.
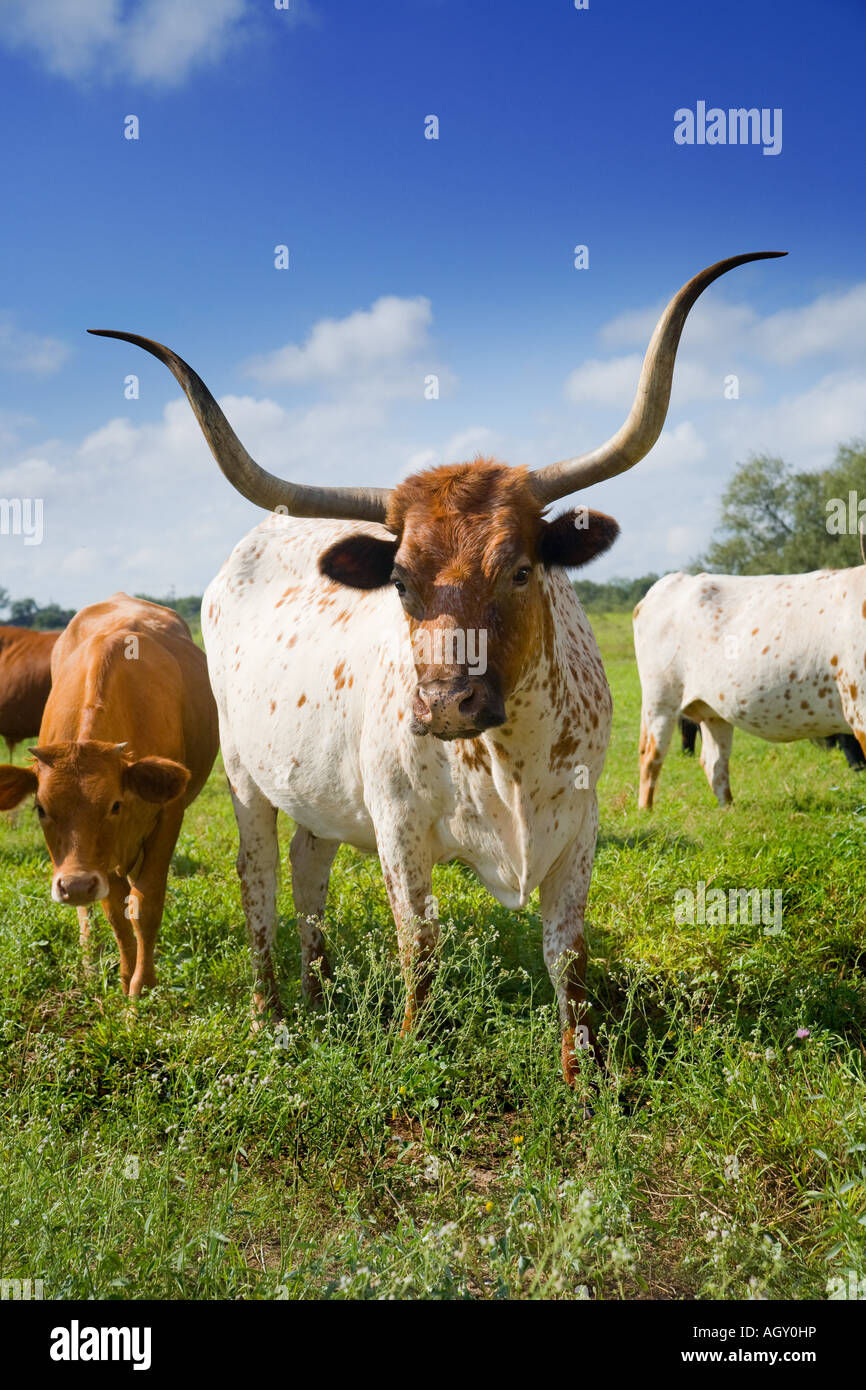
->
[90,253,783,1082]
[635,565,866,808]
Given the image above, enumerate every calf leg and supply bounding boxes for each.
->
[77,904,102,975]
[698,715,734,806]
[539,808,599,1086]
[100,873,138,995]
[289,827,338,1002]
[225,755,282,1022]
[638,704,676,809]
[124,807,184,998]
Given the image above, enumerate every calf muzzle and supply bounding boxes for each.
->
[53,870,109,907]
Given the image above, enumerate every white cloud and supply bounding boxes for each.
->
[244,296,435,386]
[0,0,254,88]
[402,425,499,478]
[638,420,707,474]
[600,297,756,353]
[0,381,463,605]
[0,313,69,374]
[720,369,866,466]
[597,281,866,367]
[755,285,866,365]
[565,352,729,410]
[564,354,642,407]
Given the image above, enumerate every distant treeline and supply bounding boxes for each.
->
[135,594,203,627]
[0,589,76,629]
[0,588,204,631]
[572,574,660,610]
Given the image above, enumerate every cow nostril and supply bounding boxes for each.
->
[458,687,482,717]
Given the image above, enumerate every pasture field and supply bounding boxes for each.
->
[0,608,864,1301]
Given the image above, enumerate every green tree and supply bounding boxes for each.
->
[697,441,866,575]
[8,598,39,627]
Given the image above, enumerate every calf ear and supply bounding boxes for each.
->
[538,509,620,569]
[0,764,38,811]
[319,534,398,590]
[124,757,190,805]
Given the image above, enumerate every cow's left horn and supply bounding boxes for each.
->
[530,252,787,505]
[87,331,392,523]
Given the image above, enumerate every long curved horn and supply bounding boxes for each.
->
[531,252,787,505]
[87,330,392,523]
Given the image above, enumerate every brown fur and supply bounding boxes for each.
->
[0,626,59,756]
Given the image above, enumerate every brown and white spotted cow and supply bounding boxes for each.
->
[635,567,866,808]
[90,252,783,1081]
[0,595,218,995]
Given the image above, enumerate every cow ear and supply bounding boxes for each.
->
[0,764,38,811]
[124,757,190,804]
[538,509,620,569]
[318,534,398,590]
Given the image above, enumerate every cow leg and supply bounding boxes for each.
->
[225,759,282,1024]
[100,873,138,995]
[375,838,438,1035]
[679,714,699,755]
[124,808,184,998]
[638,706,676,809]
[539,810,599,1086]
[289,827,337,1003]
[698,716,734,806]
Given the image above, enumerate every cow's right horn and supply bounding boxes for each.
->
[87,330,392,524]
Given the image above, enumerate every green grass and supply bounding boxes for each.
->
[1,608,864,1300]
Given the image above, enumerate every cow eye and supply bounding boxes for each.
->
[35,802,46,819]
[513,566,532,586]
[110,801,122,815]
[392,576,407,596]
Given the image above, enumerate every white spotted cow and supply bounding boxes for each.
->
[635,567,866,808]
[91,252,783,1082]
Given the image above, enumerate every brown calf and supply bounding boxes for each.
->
[0,594,218,995]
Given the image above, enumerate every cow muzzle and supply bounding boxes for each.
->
[52,870,109,906]
[411,677,506,740]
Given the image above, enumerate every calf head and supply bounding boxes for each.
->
[319,461,618,738]
[0,741,189,905]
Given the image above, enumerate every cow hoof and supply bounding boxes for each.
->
[561,1025,603,1085]
[250,993,283,1034]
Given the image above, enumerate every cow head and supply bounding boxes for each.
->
[89,253,785,741]
[0,741,189,905]
[318,461,619,737]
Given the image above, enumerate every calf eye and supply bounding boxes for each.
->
[35,802,46,819]
[392,576,407,596]
[110,801,122,815]
[513,566,532,586]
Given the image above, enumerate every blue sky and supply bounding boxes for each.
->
[1,0,864,606]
